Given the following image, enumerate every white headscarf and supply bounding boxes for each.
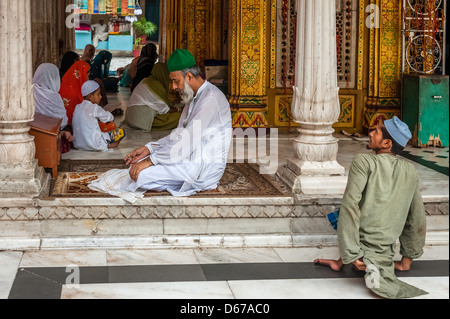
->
[33,63,68,128]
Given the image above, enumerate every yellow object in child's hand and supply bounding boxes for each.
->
[109,127,126,143]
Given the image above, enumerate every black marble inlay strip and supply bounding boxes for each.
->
[8,260,449,299]
[107,265,207,283]
[8,268,63,300]
[401,151,449,176]
[395,260,449,278]
[201,263,365,281]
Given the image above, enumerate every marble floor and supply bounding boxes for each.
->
[2,87,447,302]
[1,245,448,301]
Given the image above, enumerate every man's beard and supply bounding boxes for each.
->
[179,80,194,105]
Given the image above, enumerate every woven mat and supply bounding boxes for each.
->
[50,160,289,198]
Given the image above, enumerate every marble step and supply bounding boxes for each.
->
[0,194,448,251]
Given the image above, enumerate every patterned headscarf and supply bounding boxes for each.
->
[142,62,170,105]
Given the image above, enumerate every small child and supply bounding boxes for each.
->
[72,81,126,151]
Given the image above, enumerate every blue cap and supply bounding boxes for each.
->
[384,116,412,147]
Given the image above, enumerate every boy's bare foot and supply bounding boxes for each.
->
[108,141,120,149]
[394,256,413,271]
[314,258,344,271]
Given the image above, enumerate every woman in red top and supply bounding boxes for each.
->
[59,60,91,126]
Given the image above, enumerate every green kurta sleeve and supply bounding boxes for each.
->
[399,178,427,259]
[337,154,369,264]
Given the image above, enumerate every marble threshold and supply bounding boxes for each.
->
[0,231,448,252]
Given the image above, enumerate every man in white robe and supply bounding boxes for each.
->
[91,19,109,48]
[89,49,232,201]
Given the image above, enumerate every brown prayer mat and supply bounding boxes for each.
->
[49,160,289,198]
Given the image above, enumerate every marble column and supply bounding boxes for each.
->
[277,0,347,196]
[0,0,49,198]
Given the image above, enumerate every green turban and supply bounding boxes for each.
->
[168,49,196,73]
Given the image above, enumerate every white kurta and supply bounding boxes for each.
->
[72,100,114,152]
[89,81,232,200]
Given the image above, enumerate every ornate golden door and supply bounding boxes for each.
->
[162,0,226,68]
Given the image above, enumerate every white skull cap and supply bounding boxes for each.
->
[81,80,100,97]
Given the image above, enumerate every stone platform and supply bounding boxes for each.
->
[0,132,448,251]
[0,187,447,251]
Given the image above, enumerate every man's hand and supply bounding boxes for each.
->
[125,146,150,166]
[129,158,154,182]
[352,258,366,271]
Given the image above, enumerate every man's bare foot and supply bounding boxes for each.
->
[314,258,344,271]
[394,257,413,271]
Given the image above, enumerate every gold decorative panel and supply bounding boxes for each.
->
[232,109,270,127]
[274,94,357,128]
[335,95,356,128]
[274,95,296,127]
[365,0,403,131]
[229,0,275,127]
[364,108,401,129]
[229,0,273,109]
[180,0,224,69]
[367,0,402,98]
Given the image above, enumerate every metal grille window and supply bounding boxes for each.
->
[402,0,447,75]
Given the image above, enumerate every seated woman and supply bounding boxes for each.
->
[59,51,80,80]
[117,64,133,88]
[89,50,112,80]
[81,44,96,63]
[126,62,183,132]
[130,43,158,93]
[33,63,74,154]
[59,60,91,127]
[89,50,119,95]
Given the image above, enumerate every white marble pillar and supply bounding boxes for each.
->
[0,0,49,197]
[277,0,347,196]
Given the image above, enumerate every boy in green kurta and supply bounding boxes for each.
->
[314,116,428,299]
